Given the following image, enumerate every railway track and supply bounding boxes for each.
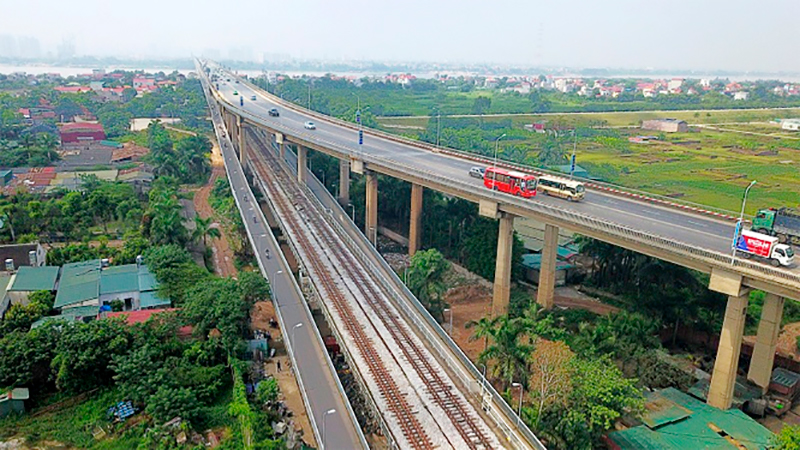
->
[244,129,498,449]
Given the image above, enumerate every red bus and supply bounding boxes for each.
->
[483,167,538,198]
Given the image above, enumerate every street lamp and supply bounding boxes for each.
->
[272,270,283,303]
[443,308,453,336]
[492,133,507,190]
[291,323,303,351]
[731,180,757,265]
[322,408,337,450]
[348,204,355,223]
[511,382,524,427]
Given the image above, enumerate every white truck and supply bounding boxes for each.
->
[734,230,794,267]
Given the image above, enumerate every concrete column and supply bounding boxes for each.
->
[409,183,423,256]
[707,293,749,410]
[338,159,350,205]
[536,224,559,309]
[365,171,378,245]
[748,293,784,393]
[491,213,515,318]
[237,117,245,161]
[297,144,307,184]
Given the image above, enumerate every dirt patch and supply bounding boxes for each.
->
[262,355,315,448]
[446,285,493,362]
[193,141,238,278]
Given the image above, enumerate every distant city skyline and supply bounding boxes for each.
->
[0,0,798,72]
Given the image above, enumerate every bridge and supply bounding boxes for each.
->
[199,58,800,429]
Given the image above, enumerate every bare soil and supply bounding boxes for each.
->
[193,141,238,278]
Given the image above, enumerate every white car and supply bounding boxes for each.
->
[304,121,316,130]
[469,167,486,178]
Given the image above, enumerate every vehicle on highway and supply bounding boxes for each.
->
[537,175,586,202]
[304,121,316,130]
[268,108,280,117]
[469,167,485,178]
[233,91,238,96]
[752,208,800,244]
[483,167,537,197]
[735,229,794,266]
[250,95,257,101]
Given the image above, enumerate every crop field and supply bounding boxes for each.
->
[378,109,800,213]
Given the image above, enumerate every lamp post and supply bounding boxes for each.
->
[291,323,303,351]
[322,408,337,450]
[570,129,578,180]
[511,382,523,427]
[731,180,757,265]
[348,204,355,223]
[443,308,453,335]
[492,133,507,190]
[272,270,283,303]
[352,93,363,146]
[479,364,488,408]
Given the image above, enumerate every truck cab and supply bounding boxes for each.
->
[773,245,795,266]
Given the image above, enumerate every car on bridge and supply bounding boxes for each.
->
[233,91,238,96]
[469,167,485,178]
[268,108,280,117]
[250,95,257,101]
[304,121,316,130]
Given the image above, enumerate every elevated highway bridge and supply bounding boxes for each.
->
[199,59,800,421]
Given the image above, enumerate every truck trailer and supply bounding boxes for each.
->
[752,208,800,244]
[735,230,794,267]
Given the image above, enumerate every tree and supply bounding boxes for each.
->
[406,249,450,321]
[528,340,574,429]
[469,314,532,389]
[193,216,221,247]
[0,301,49,337]
[472,96,492,115]
[256,378,280,406]
[774,424,800,449]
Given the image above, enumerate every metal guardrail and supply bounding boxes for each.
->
[206,78,800,295]
[232,71,744,221]
[197,62,368,450]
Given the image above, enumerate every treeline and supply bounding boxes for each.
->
[0,244,280,447]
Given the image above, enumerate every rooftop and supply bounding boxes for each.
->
[607,388,773,450]
[54,260,101,309]
[9,266,60,292]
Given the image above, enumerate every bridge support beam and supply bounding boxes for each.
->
[536,224,559,309]
[237,116,245,161]
[492,213,515,318]
[297,145,307,184]
[748,293,784,393]
[275,133,285,160]
[338,159,350,205]
[409,184,423,257]
[707,293,749,410]
[365,171,378,246]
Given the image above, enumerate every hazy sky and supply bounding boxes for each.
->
[2,0,799,72]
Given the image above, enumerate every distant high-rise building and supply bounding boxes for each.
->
[17,36,41,59]
[0,35,17,58]
[57,37,76,60]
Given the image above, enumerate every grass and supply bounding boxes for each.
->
[378,107,800,129]
[0,389,130,449]
[0,387,236,449]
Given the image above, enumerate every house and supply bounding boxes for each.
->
[642,118,688,133]
[53,259,168,314]
[0,388,29,418]
[132,76,156,91]
[0,243,47,270]
[782,119,800,131]
[668,78,683,92]
[2,265,60,317]
[521,253,574,287]
[59,122,106,144]
[102,309,192,338]
[606,388,773,450]
[734,91,749,101]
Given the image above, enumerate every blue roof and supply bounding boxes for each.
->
[521,253,574,270]
[140,291,170,309]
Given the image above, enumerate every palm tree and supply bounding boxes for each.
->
[193,216,221,247]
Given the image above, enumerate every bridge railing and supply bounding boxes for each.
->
[209,83,800,294]
[233,70,743,221]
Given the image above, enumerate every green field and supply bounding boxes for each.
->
[377,109,800,214]
[378,107,800,129]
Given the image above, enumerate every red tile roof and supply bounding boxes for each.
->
[105,308,192,336]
